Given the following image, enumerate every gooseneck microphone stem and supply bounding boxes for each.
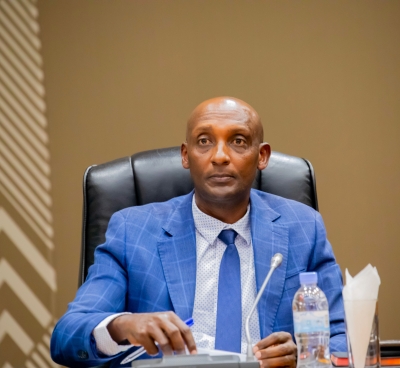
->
[245,253,283,360]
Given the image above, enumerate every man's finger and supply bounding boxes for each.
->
[258,354,297,368]
[135,334,160,356]
[172,316,197,354]
[181,327,197,354]
[255,332,292,350]
[254,342,296,360]
[144,320,174,356]
[149,327,174,356]
[162,321,187,354]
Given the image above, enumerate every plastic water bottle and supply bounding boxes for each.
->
[293,272,331,368]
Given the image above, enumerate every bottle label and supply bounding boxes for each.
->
[293,311,330,333]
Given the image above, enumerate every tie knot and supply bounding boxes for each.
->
[218,229,238,246]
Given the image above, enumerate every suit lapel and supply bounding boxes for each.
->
[250,191,289,338]
[157,192,197,321]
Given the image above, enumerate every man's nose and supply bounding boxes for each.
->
[211,141,230,165]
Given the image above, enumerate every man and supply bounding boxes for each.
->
[51,97,346,367]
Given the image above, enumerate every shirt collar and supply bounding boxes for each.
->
[192,194,251,246]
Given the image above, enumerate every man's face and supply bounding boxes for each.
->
[181,103,269,204]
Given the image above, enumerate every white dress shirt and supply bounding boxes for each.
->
[93,195,260,355]
[191,196,260,354]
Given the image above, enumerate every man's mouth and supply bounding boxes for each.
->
[208,174,235,183]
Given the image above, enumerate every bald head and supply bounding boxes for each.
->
[186,97,264,144]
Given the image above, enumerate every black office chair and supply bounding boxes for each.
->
[79,146,318,285]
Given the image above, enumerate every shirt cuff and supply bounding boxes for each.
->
[92,312,133,356]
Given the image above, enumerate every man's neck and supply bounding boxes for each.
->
[194,193,250,224]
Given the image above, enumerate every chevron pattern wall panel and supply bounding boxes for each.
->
[0,0,59,366]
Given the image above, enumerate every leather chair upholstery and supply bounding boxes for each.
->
[79,146,318,285]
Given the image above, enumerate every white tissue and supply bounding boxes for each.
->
[342,264,380,368]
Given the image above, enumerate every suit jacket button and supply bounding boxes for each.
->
[77,350,89,359]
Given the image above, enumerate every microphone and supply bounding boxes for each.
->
[245,253,283,360]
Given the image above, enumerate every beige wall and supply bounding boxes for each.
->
[0,0,57,366]
[39,0,400,341]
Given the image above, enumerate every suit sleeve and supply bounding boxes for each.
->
[50,211,131,367]
[309,211,347,352]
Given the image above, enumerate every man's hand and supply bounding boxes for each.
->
[107,311,197,356]
[253,332,297,368]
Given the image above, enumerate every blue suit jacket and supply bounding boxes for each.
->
[51,190,346,367]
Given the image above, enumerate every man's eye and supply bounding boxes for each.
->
[234,139,245,145]
[199,138,210,145]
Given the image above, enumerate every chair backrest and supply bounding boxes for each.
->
[79,146,318,285]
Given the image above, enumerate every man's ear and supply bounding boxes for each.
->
[257,143,271,171]
[181,142,190,169]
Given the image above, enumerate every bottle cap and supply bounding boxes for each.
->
[299,272,318,285]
